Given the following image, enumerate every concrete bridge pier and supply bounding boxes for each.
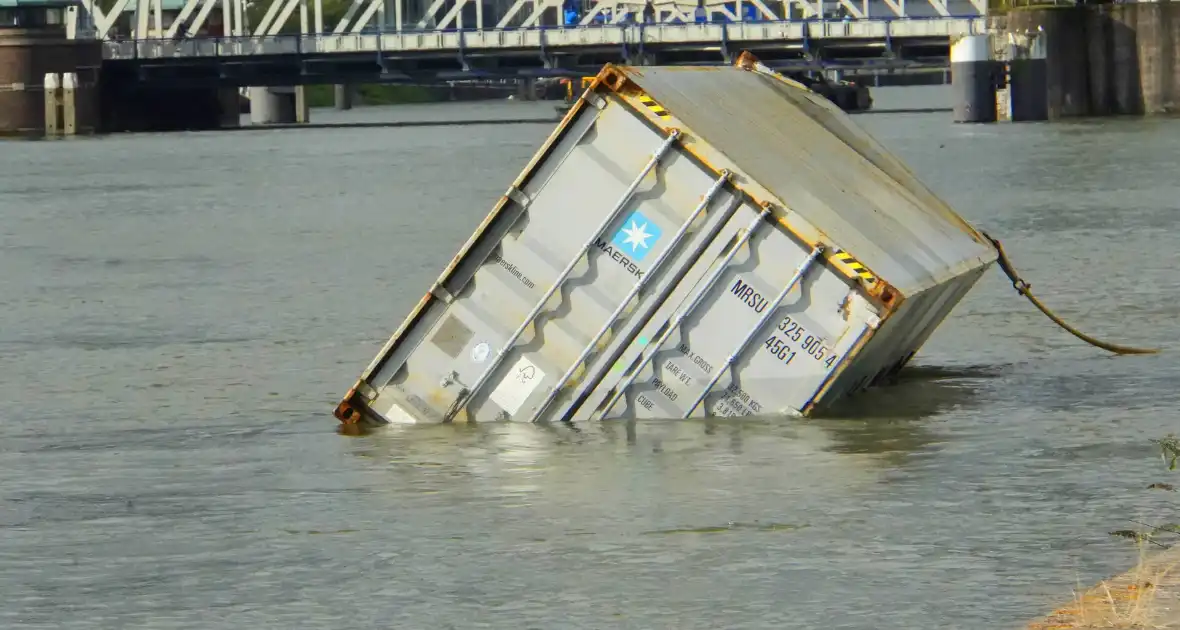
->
[248,86,310,125]
[42,72,99,136]
[0,0,101,138]
[218,88,240,128]
[951,34,999,123]
[1005,33,1049,121]
[998,3,1180,119]
[334,84,354,110]
[248,87,287,124]
[1003,8,1090,119]
[98,67,240,133]
[515,78,538,101]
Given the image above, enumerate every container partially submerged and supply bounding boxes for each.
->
[335,52,998,428]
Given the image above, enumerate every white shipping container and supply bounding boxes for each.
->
[334,52,998,428]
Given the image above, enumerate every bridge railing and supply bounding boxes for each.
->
[986,0,1075,13]
[102,14,986,60]
[104,35,302,59]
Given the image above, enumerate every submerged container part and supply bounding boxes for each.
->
[335,52,998,428]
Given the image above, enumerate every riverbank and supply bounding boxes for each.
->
[1028,544,1180,629]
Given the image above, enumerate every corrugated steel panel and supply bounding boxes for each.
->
[616,62,995,298]
[334,53,998,429]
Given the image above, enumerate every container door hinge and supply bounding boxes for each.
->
[505,186,530,208]
[355,382,379,401]
[431,284,455,304]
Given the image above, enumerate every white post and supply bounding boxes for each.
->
[233,0,243,35]
[61,72,78,136]
[66,6,77,38]
[220,0,231,35]
[43,73,61,137]
[136,0,150,37]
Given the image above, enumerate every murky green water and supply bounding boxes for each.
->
[3,88,1178,629]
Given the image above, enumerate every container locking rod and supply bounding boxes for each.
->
[981,231,1159,356]
[597,203,774,421]
[444,128,683,422]
[682,243,825,418]
[531,169,733,423]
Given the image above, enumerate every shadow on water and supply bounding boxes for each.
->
[820,362,1006,421]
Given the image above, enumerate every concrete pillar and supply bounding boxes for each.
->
[295,85,309,123]
[1008,33,1049,122]
[1104,5,1147,115]
[248,86,297,125]
[61,72,77,135]
[43,73,61,137]
[515,78,537,101]
[248,86,279,124]
[66,69,99,135]
[334,84,353,110]
[1085,2,1180,116]
[1044,9,1091,119]
[951,34,997,123]
[1006,8,1090,119]
[218,88,241,128]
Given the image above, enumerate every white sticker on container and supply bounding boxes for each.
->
[378,400,418,425]
[489,355,546,416]
[471,342,490,364]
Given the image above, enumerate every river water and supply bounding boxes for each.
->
[2,86,1178,630]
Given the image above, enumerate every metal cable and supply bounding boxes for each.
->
[981,231,1159,356]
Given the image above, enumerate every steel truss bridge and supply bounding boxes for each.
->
[80,0,986,84]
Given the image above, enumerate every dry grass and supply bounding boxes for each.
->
[1029,543,1180,630]
[1029,438,1180,629]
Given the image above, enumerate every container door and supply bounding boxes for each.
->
[581,202,875,420]
[363,95,748,424]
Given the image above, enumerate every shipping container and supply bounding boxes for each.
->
[334,51,998,428]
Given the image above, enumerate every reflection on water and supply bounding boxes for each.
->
[823,364,990,421]
[346,359,989,473]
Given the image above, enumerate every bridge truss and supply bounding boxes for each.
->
[79,0,985,42]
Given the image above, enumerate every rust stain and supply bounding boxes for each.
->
[734,50,760,71]
[334,386,366,426]
[599,65,632,94]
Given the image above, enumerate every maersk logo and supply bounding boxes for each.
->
[610,210,662,263]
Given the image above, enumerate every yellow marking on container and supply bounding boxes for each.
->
[637,94,672,120]
[832,250,876,284]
